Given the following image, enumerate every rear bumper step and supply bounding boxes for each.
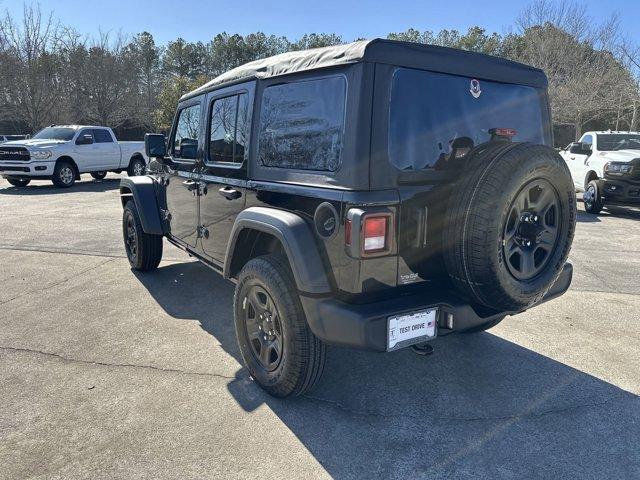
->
[301,263,573,352]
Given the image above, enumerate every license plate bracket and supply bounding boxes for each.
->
[387,308,438,351]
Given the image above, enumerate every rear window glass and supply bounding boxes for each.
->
[389,68,546,170]
[258,76,346,172]
[93,129,113,143]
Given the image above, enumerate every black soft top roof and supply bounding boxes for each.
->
[181,38,547,101]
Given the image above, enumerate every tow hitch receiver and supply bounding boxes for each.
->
[411,343,435,356]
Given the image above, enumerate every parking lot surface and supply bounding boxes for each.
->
[1,175,638,479]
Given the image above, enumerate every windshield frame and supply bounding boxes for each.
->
[596,134,640,152]
[32,127,77,141]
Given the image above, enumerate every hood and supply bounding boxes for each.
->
[597,149,640,163]
[3,138,68,148]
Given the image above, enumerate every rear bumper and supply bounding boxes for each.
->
[301,263,573,352]
[601,178,640,206]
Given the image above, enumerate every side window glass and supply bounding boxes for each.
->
[208,92,249,164]
[582,135,593,146]
[75,129,94,145]
[258,77,346,171]
[173,103,201,160]
[93,129,113,143]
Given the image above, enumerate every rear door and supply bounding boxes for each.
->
[197,84,253,263]
[164,98,204,248]
[92,128,120,169]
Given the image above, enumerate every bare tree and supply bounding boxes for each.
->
[0,4,64,132]
[515,0,632,139]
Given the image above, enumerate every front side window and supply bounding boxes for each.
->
[173,103,201,160]
[208,93,248,164]
[258,76,346,171]
[93,129,114,143]
[76,129,94,144]
[389,68,546,170]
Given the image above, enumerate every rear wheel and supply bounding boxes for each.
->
[127,157,146,177]
[583,180,603,214]
[52,161,76,188]
[91,171,107,180]
[234,254,326,397]
[122,200,163,271]
[443,142,576,311]
[6,178,31,187]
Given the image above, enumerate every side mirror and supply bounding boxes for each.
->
[569,142,584,154]
[145,133,167,158]
[581,142,592,152]
[76,134,93,145]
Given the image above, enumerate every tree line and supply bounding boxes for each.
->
[1,1,639,144]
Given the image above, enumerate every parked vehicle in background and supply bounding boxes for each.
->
[119,39,575,397]
[0,125,147,188]
[559,131,640,213]
[0,134,29,143]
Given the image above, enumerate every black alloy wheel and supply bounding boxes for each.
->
[243,285,284,372]
[502,179,561,281]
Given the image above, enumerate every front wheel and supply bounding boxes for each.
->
[583,180,603,214]
[122,200,163,271]
[91,171,107,180]
[52,161,76,188]
[127,157,146,177]
[6,178,31,187]
[234,254,326,397]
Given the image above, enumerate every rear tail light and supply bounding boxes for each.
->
[345,218,352,246]
[363,216,387,252]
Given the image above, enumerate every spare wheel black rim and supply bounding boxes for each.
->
[502,179,561,281]
[243,285,283,372]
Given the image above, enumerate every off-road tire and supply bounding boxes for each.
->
[127,157,146,177]
[91,171,107,180]
[443,142,576,311]
[52,161,76,188]
[234,254,326,398]
[583,180,604,214]
[122,200,163,271]
[6,178,31,187]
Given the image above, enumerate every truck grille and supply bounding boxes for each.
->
[0,147,30,161]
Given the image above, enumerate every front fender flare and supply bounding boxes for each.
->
[224,207,332,295]
[120,176,164,235]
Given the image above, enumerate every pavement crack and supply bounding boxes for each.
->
[0,346,240,381]
[0,258,117,306]
[302,393,632,422]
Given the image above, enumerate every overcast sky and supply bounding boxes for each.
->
[2,0,639,45]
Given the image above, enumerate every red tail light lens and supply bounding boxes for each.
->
[345,218,352,246]
[363,216,387,252]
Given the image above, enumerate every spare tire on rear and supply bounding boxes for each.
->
[443,142,576,312]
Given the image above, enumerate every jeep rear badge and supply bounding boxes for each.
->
[470,79,481,98]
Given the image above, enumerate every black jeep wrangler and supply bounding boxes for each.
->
[120,39,575,397]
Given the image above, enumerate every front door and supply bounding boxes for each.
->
[164,100,203,248]
[73,128,100,170]
[197,87,252,263]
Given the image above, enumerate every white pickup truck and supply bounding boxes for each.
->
[0,125,148,188]
[559,130,640,213]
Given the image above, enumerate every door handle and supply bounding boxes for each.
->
[182,180,198,191]
[218,187,241,200]
[570,156,575,160]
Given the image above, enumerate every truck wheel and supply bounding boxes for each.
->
[52,161,76,188]
[444,143,576,312]
[583,180,603,214]
[127,157,146,177]
[6,178,31,187]
[122,200,163,271]
[91,171,107,180]
[234,254,326,398]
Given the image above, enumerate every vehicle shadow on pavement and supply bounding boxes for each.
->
[135,261,639,479]
[0,178,120,195]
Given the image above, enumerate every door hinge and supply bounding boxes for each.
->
[197,225,209,239]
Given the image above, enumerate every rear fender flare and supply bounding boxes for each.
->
[119,176,164,235]
[224,207,332,295]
